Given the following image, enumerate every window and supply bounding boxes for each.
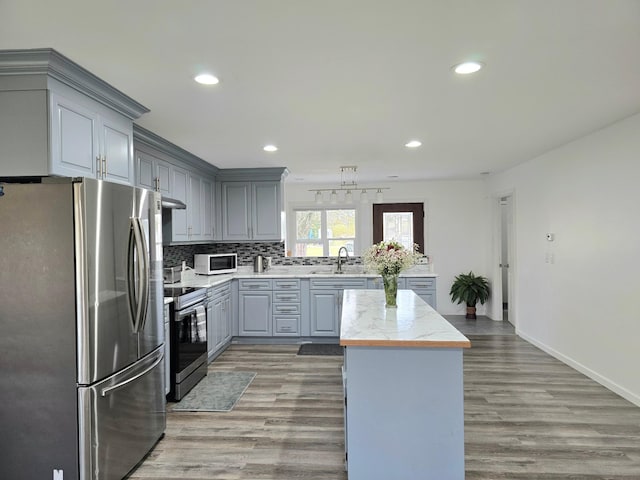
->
[373,203,424,253]
[294,208,356,257]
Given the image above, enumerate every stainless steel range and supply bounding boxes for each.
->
[164,286,208,401]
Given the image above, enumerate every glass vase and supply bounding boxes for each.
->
[382,272,399,308]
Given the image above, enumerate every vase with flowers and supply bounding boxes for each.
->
[363,241,421,307]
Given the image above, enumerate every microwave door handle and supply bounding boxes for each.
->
[133,217,150,332]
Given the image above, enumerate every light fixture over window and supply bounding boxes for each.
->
[315,191,323,204]
[308,166,389,204]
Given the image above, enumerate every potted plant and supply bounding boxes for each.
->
[449,271,491,319]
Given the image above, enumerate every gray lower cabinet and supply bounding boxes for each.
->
[207,282,232,361]
[405,277,437,309]
[238,279,273,336]
[273,279,301,336]
[309,278,367,337]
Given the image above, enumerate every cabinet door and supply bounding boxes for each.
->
[100,113,134,185]
[201,178,214,240]
[50,91,99,178]
[135,150,156,191]
[156,159,172,196]
[223,295,232,343]
[310,290,339,336]
[171,166,190,241]
[188,174,202,239]
[238,291,272,336]
[221,182,251,240]
[252,181,281,240]
[206,300,217,359]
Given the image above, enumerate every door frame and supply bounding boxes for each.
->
[372,202,425,253]
[490,189,516,324]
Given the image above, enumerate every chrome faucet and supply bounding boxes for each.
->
[336,246,349,273]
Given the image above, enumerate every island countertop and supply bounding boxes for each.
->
[339,289,470,348]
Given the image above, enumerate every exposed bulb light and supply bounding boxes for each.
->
[375,189,384,203]
[330,190,338,204]
[453,61,483,74]
[345,190,353,203]
[194,73,220,85]
[315,191,323,204]
[263,144,278,152]
[360,189,368,203]
[405,140,422,148]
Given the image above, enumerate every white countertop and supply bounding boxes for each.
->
[165,265,437,289]
[339,289,470,348]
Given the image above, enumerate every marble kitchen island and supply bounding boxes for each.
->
[340,289,470,480]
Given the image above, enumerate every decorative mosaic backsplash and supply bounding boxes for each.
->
[163,242,362,268]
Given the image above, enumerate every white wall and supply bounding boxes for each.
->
[285,179,490,314]
[487,112,640,406]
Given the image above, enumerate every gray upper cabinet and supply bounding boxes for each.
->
[0,49,147,184]
[221,180,282,241]
[50,91,134,185]
[136,149,172,196]
[134,125,218,244]
[221,182,251,240]
[217,168,287,242]
[252,182,281,240]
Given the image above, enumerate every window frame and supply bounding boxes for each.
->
[292,207,357,257]
[373,202,425,253]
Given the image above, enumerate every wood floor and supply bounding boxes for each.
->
[129,338,640,479]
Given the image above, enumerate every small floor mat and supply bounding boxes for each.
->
[171,371,256,412]
[297,344,344,356]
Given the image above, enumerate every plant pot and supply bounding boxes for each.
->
[466,305,477,319]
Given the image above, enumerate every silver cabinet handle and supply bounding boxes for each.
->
[101,352,164,397]
[102,156,107,178]
[96,156,101,177]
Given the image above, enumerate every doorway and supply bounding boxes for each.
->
[492,193,515,325]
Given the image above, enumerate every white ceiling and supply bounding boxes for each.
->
[2,0,640,184]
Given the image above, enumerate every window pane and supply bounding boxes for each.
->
[383,212,413,250]
[295,243,323,257]
[327,209,355,238]
[329,239,354,256]
[296,210,322,240]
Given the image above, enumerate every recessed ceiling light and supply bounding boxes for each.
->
[194,74,219,85]
[405,140,422,148]
[388,175,399,179]
[263,144,278,152]
[453,61,483,74]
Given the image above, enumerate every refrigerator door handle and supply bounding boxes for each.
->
[137,216,151,332]
[128,217,150,333]
[100,351,164,397]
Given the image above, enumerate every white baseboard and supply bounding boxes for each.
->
[516,329,640,408]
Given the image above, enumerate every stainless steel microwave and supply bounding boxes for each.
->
[194,253,238,275]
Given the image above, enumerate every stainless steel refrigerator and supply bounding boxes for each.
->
[0,177,166,479]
